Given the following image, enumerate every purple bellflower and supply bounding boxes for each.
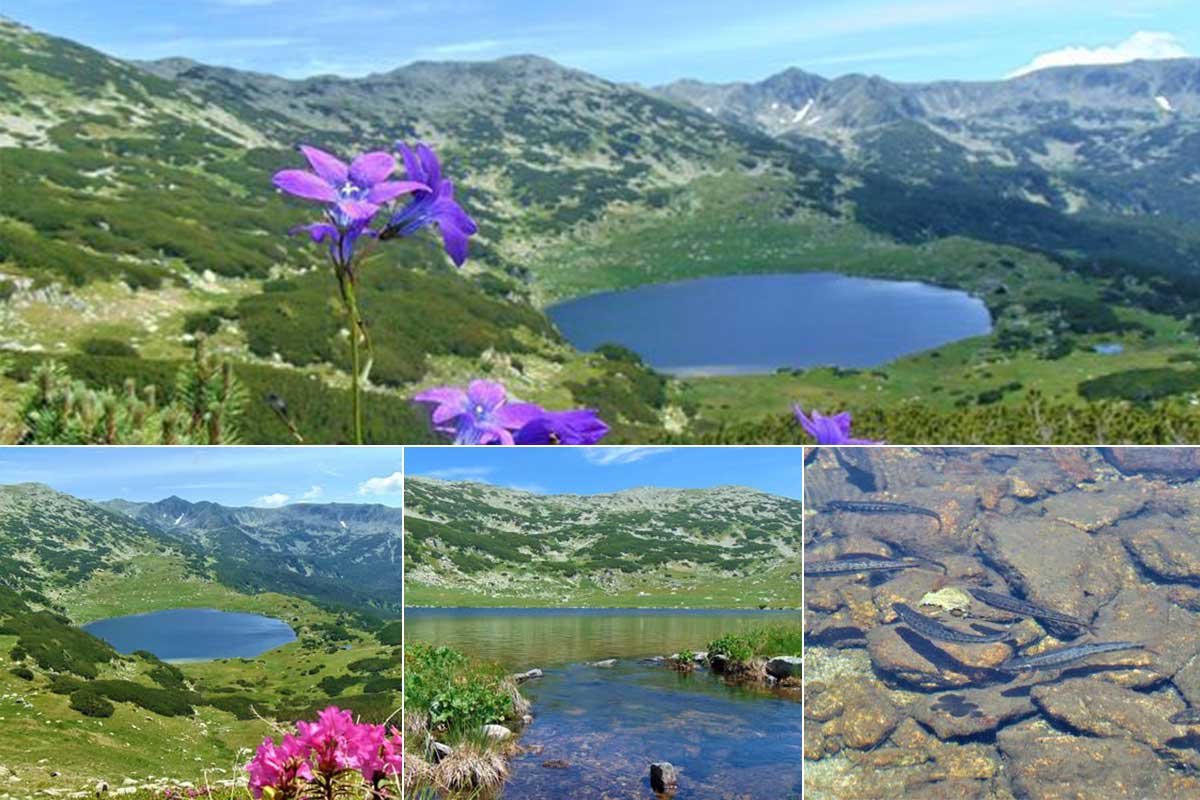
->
[273,146,426,267]
[794,405,883,445]
[415,380,609,445]
[513,409,610,445]
[414,380,546,445]
[382,142,478,266]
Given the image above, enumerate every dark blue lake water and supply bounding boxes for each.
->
[547,272,991,375]
[82,608,296,661]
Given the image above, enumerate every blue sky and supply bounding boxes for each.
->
[405,446,803,499]
[0,447,407,507]
[5,1,1195,83]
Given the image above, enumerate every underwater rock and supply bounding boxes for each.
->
[1032,678,1184,750]
[1092,587,1197,687]
[1040,482,1149,532]
[867,620,1012,690]
[1101,448,1200,482]
[918,587,972,615]
[981,515,1121,627]
[998,717,1200,799]
[818,682,901,749]
[909,686,1035,739]
[1124,527,1200,581]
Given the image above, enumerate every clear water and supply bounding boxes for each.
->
[547,272,992,375]
[405,606,799,668]
[406,608,801,799]
[82,607,296,661]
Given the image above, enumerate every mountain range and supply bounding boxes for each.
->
[404,477,803,604]
[658,59,1200,223]
[0,482,401,616]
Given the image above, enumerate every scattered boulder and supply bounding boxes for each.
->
[588,659,616,668]
[481,724,511,741]
[511,668,543,683]
[649,762,677,793]
[765,657,801,679]
[430,741,452,763]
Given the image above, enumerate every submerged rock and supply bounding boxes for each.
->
[909,686,1035,739]
[1031,677,1195,766]
[998,718,1200,799]
[866,624,1012,690]
[588,659,616,668]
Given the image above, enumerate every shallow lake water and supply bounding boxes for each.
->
[407,607,801,799]
[547,272,991,375]
[404,606,798,668]
[803,447,1200,799]
[82,607,296,661]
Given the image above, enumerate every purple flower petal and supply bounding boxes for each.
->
[288,223,338,243]
[793,404,883,445]
[349,152,396,189]
[515,410,609,444]
[413,387,468,425]
[495,402,547,431]
[273,170,337,203]
[397,142,424,184]
[336,198,381,222]
[466,380,507,412]
[366,180,428,205]
[416,143,442,186]
[299,146,348,185]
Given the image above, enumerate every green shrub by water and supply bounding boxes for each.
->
[404,643,513,730]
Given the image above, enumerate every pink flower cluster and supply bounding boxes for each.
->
[246,707,403,799]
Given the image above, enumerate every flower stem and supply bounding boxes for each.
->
[342,274,364,445]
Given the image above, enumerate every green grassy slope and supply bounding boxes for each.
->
[404,477,803,608]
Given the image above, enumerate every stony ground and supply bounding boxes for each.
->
[803,447,1200,799]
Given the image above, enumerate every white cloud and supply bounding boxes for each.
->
[421,39,522,57]
[1007,31,1189,78]
[255,492,290,508]
[358,471,404,495]
[302,485,324,500]
[423,466,497,481]
[581,447,675,466]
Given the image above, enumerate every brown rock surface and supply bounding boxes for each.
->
[909,686,1036,738]
[1101,447,1200,481]
[866,624,1012,690]
[998,718,1200,799]
[1124,527,1200,581]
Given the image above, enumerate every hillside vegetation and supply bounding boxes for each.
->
[404,477,803,607]
[4,15,1200,442]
